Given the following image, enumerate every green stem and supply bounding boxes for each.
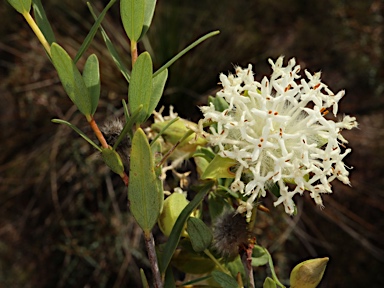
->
[264,248,286,288]
[203,249,230,275]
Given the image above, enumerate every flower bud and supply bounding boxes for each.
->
[290,257,329,288]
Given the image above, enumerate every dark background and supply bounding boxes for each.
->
[1,0,383,287]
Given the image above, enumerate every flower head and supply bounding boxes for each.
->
[200,57,357,216]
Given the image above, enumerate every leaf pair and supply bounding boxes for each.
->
[128,52,168,124]
[51,43,100,118]
[120,0,157,43]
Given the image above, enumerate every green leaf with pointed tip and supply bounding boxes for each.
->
[82,54,100,115]
[7,0,31,14]
[263,277,277,288]
[211,270,238,288]
[51,119,101,151]
[186,217,213,252]
[128,52,152,124]
[75,0,117,63]
[160,181,213,274]
[32,0,55,44]
[51,43,92,117]
[140,268,149,288]
[120,0,145,42]
[128,128,161,232]
[147,68,167,121]
[101,147,125,176]
[201,155,236,180]
[138,0,157,41]
[87,2,130,82]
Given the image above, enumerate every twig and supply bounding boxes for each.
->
[144,231,163,288]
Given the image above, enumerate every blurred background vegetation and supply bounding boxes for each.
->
[0,0,383,287]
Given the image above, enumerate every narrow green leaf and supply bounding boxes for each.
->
[7,0,31,14]
[160,181,213,274]
[113,105,143,150]
[128,52,153,124]
[128,128,162,231]
[51,119,101,151]
[150,116,179,146]
[201,155,236,180]
[51,43,92,117]
[122,99,130,122]
[211,270,239,288]
[164,266,176,288]
[88,3,131,82]
[140,269,150,288]
[32,0,55,44]
[153,30,220,78]
[186,217,213,252]
[147,68,168,120]
[74,0,117,63]
[138,0,157,41]
[120,0,145,42]
[83,54,100,115]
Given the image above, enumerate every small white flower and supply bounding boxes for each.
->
[200,57,357,217]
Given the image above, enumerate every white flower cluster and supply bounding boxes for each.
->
[200,57,357,216]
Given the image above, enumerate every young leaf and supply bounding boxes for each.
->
[211,270,239,288]
[160,181,213,274]
[201,155,237,180]
[87,3,131,82]
[186,217,213,252]
[138,0,157,41]
[147,68,168,120]
[252,245,269,267]
[74,0,117,63]
[128,128,162,232]
[128,52,153,124]
[7,0,31,14]
[101,147,125,176]
[82,54,100,115]
[51,43,92,117]
[263,277,277,288]
[120,0,145,42]
[32,0,56,45]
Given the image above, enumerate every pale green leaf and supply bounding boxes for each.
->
[147,68,167,120]
[83,54,100,115]
[201,154,236,180]
[120,0,145,42]
[128,52,153,124]
[138,0,157,41]
[128,128,161,232]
